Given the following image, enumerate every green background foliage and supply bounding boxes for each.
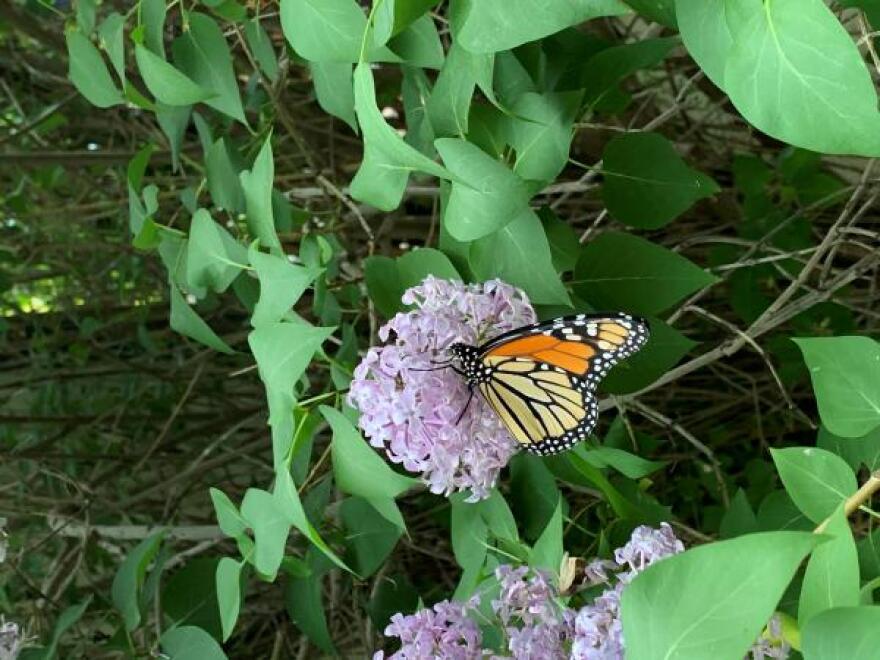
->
[2,0,880,657]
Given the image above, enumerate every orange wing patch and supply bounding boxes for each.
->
[488,335,595,374]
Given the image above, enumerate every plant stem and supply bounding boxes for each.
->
[814,471,880,534]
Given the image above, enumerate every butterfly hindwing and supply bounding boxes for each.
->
[474,313,649,455]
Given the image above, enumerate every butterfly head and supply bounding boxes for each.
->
[448,342,483,386]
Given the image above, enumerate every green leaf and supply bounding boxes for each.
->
[156,104,192,173]
[280,0,394,62]
[162,558,223,640]
[309,61,358,133]
[602,132,719,229]
[426,43,484,137]
[479,489,519,542]
[280,0,361,62]
[169,286,235,354]
[573,231,719,315]
[240,138,283,253]
[244,18,279,83]
[66,30,125,108]
[160,626,227,660]
[365,247,461,317]
[538,207,579,273]
[802,606,880,660]
[111,532,165,631]
[388,14,444,69]
[341,497,404,577]
[135,44,212,106]
[817,424,880,473]
[274,467,350,571]
[186,209,248,294]
[723,0,880,156]
[241,488,290,579]
[584,446,665,479]
[249,245,319,328]
[401,66,435,155]
[350,63,451,210]
[547,449,642,519]
[719,489,759,539]
[581,37,677,109]
[76,0,96,33]
[506,91,581,183]
[206,138,245,213]
[31,596,92,660]
[530,498,563,574]
[216,557,243,641]
[322,405,418,501]
[621,531,820,660]
[97,13,126,86]
[509,454,561,541]
[285,551,335,653]
[172,13,246,123]
[397,248,460,291]
[676,0,732,88]
[450,493,489,573]
[363,256,403,318]
[141,0,167,57]
[625,0,677,27]
[799,506,859,627]
[770,447,857,524]
[470,208,571,305]
[602,317,697,394]
[756,489,813,532]
[436,138,531,241]
[248,322,334,401]
[392,0,441,35]
[210,488,248,538]
[451,0,627,53]
[249,321,334,465]
[794,337,880,438]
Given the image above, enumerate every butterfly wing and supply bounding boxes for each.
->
[476,313,649,454]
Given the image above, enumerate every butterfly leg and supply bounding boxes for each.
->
[454,388,474,425]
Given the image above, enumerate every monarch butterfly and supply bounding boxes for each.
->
[447,313,650,455]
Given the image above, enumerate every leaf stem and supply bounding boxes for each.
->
[814,471,880,534]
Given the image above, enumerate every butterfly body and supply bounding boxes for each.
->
[449,313,650,455]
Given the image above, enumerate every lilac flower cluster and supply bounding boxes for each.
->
[375,524,686,659]
[0,619,22,660]
[374,597,483,660]
[349,276,536,500]
[493,565,575,659]
[571,523,684,659]
[747,614,790,660]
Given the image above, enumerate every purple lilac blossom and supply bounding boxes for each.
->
[374,596,483,660]
[571,524,685,659]
[492,565,574,660]
[349,276,535,500]
[746,614,790,660]
[0,619,22,660]
[613,522,685,581]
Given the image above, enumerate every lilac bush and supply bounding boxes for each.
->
[349,276,536,500]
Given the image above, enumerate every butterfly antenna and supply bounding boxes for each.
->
[454,389,474,425]
[408,364,451,373]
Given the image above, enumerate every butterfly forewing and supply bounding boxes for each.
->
[473,313,649,455]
